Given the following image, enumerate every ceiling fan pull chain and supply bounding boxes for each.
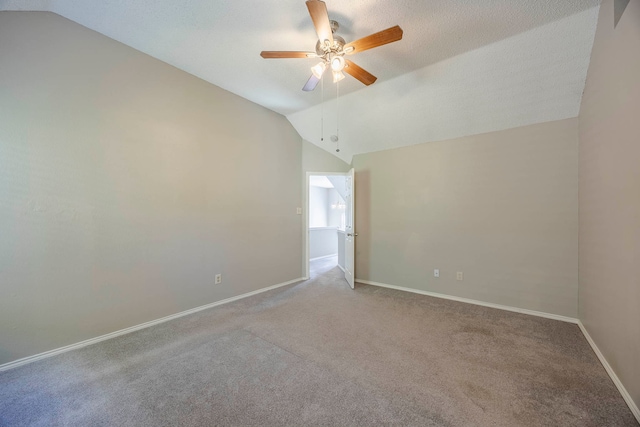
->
[321,75,324,142]
[336,79,339,138]
[336,80,340,152]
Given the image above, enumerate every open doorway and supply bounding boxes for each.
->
[306,173,348,280]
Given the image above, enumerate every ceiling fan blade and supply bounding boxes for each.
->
[344,59,377,86]
[260,51,316,59]
[306,0,333,46]
[302,74,321,92]
[344,25,403,54]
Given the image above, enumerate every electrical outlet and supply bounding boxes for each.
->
[456,272,463,281]
[296,207,302,215]
[215,274,222,284]
[434,269,439,278]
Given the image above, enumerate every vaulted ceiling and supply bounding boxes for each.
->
[0,0,601,163]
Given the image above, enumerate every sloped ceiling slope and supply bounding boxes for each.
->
[1,0,600,163]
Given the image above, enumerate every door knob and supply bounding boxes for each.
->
[347,233,358,237]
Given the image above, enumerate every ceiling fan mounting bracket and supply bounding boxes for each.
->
[329,20,339,34]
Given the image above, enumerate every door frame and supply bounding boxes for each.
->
[304,171,350,280]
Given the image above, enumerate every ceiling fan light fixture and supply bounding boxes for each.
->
[330,55,345,72]
[311,61,327,79]
[332,70,345,83]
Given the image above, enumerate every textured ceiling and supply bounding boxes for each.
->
[1,0,600,163]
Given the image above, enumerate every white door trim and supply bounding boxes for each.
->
[344,168,355,288]
[305,171,349,280]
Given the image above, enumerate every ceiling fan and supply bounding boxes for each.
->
[260,0,403,92]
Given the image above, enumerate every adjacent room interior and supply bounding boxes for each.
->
[308,174,347,276]
[0,0,638,425]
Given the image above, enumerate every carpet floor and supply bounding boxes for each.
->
[1,257,637,426]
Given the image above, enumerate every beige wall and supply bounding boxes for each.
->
[302,139,350,174]
[0,12,303,365]
[578,0,640,412]
[353,119,579,317]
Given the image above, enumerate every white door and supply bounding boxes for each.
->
[344,168,356,289]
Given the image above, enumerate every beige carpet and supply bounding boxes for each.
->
[1,257,637,426]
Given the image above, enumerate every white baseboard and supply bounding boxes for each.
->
[355,278,639,423]
[577,321,640,424]
[3,275,637,423]
[0,277,305,373]
[355,279,578,324]
[310,253,338,261]
[337,264,345,273]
